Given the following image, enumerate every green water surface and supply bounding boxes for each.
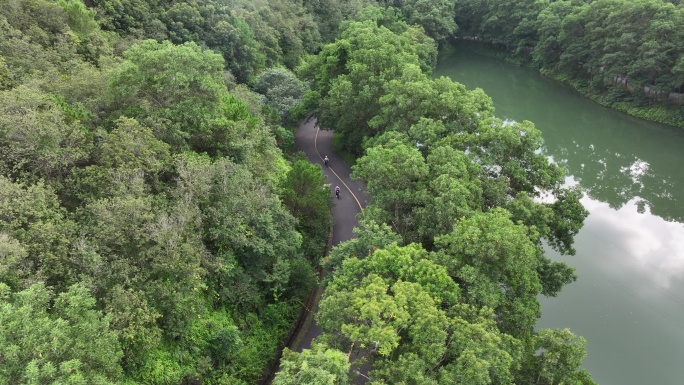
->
[435,43,684,385]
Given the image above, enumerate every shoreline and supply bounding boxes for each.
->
[444,40,684,130]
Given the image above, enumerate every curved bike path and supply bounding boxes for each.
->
[293,116,370,380]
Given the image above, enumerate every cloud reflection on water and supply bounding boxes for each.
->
[580,195,684,292]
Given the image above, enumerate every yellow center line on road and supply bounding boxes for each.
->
[314,126,364,213]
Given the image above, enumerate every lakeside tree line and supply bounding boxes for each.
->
[2,0,661,383]
[454,0,684,126]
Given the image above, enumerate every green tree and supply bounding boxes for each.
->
[430,304,521,385]
[528,328,589,385]
[205,16,265,83]
[317,243,455,358]
[0,56,11,90]
[109,40,251,154]
[0,177,77,291]
[240,0,322,69]
[63,116,173,203]
[0,85,90,182]
[99,117,171,174]
[468,118,564,197]
[352,134,486,245]
[103,285,162,373]
[479,0,545,54]
[352,134,429,241]
[0,283,123,384]
[453,0,489,37]
[322,218,403,274]
[302,0,371,42]
[165,2,205,43]
[35,61,109,131]
[58,0,113,64]
[416,145,483,241]
[108,39,288,185]
[298,8,437,153]
[274,344,350,385]
[0,0,70,53]
[0,233,28,290]
[368,68,494,137]
[91,0,156,35]
[254,68,308,123]
[532,1,575,70]
[401,0,457,41]
[556,5,592,78]
[0,0,110,70]
[280,158,332,260]
[318,243,522,384]
[506,193,581,296]
[171,154,303,309]
[432,209,542,338]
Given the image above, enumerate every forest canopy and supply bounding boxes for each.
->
[0,0,333,383]
[6,0,669,383]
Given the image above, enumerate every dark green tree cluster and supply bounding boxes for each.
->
[455,0,684,119]
[89,0,377,82]
[0,0,333,383]
[253,68,308,126]
[378,0,457,41]
[92,0,318,81]
[283,9,595,385]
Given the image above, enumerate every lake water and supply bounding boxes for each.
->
[435,43,684,385]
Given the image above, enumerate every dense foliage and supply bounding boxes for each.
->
[6,0,660,383]
[0,0,332,383]
[88,0,379,82]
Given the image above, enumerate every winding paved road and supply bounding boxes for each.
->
[293,116,371,380]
